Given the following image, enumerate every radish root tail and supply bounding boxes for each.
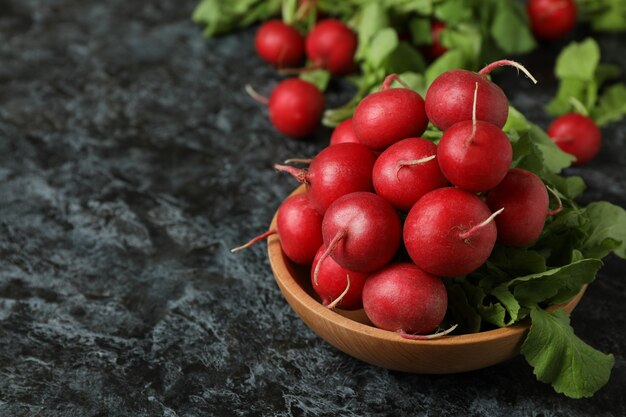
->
[478,59,538,84]
[546,185,564,216]
[313,229,347,286]
[381,73,411,91]
[465,82,479,147]
[459,207,504,240]
[326,274,351,310]
[231,229,278,253]
[400,324,459,340]
[245,84,270,104]
[274,164,309,184]
[395,155,437,179]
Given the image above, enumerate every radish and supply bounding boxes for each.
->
[311,245,367,310]
[421,21,447,60]
[404,187,502,277]
[305,19,358,75]
[274,143,376,214]
[246,78,324,138]
[362,263,448,335]
[330,118,360,145]
[315,192,401,278]
[372,137,447,211]
[547,113,601,165]
[425,60,537,131]
[527,0,577,40]
[436,83,512,192]
[255,20,305,67]
[353,74,428,151]
[486,169,562,247]
[231,193,322,264]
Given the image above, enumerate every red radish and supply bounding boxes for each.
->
[404,187,502,277]
[306,19,358,75]
[255,20,305,67]
[231,194,322,264]
[425,60,537,131]
[421,21,447,60]
[311,245,367,310]
[274,143,376,214]
[527,0,577,40]
[486,169,563,247]
[330,118,360,145]
[362,263,447,335]
[547,113,601,165]
[353,74,428,151]
[316,192,401,276]
[372,137,447,211]
[246,78,324,138]
[436,83,512,192]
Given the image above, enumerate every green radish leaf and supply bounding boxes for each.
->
[582,201,626,259]
[490,1,536,54]
[299,69,331,91]
[386,42,426,75]
[355,2,389,61]
[546,78,587,116]
[409,17,432,46]
[425,49,466,86]
[368,28,399,68]
[502,259,602,306]
[555,38,600,81]
[521,308,614,399]
[591,83,626,126]
[434,0,472,25]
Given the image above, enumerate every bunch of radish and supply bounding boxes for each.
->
[234,60,563,339]
[248,18,357,138]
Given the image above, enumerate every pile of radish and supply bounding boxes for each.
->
[248,18,357,138]
[233,59,566,339]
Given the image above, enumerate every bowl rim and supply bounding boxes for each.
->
[268,185,587,346]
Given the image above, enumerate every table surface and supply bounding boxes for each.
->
[1,1,625,416]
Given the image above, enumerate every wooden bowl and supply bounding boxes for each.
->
[268,186,587,374]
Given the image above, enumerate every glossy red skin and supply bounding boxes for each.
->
[322,192,401,272]
[527,0,577,40]
[421,21,448,60]
[373,138,447,211]
[425,70,509,131]
[255,20,305,67]
[404,188,497,277]
[330,118,360,145]
[277,194,323,264]
[305,19,358,75]
[486,169,549,247]
[269,78,324,138]
[437,120,512,192]
[310,245,367,310]
[362,263,447,334]
[547,113,601,165]
[353,88,428,151]
[306,143,376,214]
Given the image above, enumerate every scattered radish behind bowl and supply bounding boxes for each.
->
[305,19,358,75]
[255,20,305,68]
[547,113,602,165]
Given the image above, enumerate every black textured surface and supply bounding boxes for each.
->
[0,1,625,416]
